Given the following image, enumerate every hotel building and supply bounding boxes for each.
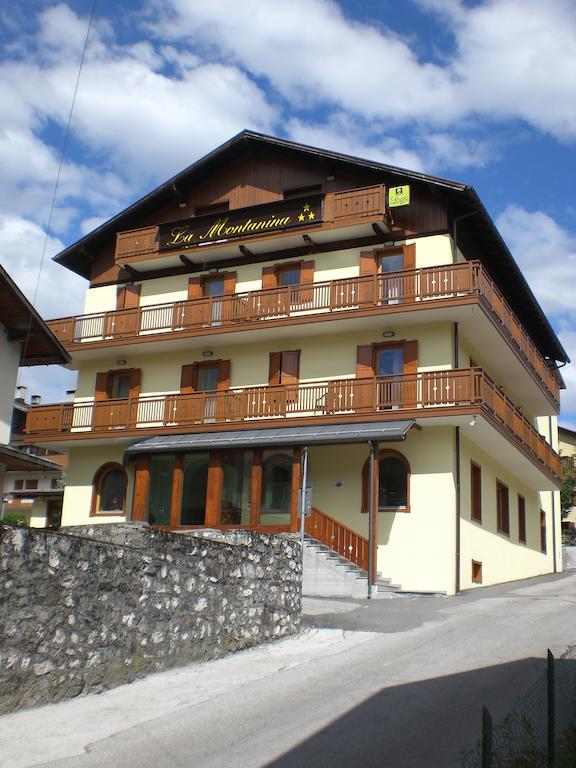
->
[25,131,567,594]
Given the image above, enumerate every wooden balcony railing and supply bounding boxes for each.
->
[114,185,388,262]
[25,368,562,482]
[47,261,560,408]
[305,507,369,571]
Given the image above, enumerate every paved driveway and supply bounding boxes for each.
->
[2,572,576,768]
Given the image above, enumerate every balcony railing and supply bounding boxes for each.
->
[114,185,388,263]
[25,367,561,482]
[47,261,560,408]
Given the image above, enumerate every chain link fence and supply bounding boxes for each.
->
[460,646,576,767]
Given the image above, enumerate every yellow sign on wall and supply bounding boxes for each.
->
[389,185,410,207]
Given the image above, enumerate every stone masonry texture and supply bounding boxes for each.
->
[0,522,302,714]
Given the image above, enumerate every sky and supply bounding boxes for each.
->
[1,0,575,427]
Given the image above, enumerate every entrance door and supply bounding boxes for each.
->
[180,453,209,524]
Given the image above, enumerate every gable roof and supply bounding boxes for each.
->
[0,264,70,366]
[53,130,568,364]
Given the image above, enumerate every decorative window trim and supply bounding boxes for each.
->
[90,462,127,517]
[361,449,411,514]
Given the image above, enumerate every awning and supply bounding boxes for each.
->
[126,420,415,455]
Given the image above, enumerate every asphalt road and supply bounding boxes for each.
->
[2,572,576,768]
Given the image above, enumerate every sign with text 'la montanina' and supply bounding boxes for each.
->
[159,197,323,251]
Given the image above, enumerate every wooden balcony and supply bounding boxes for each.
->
[114,185,389,265]
[25,368,562,484]
[47,261,561,410]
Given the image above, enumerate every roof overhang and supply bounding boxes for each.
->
[125,420,415,455]
[0,444,64,472]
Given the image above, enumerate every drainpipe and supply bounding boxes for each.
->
[367,440,376,600]
[454,321,461,594]
[549,416,558,573]
[299,446,308,541]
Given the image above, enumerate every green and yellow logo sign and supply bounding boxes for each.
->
[389,185,410,208]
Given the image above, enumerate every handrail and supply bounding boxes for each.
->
[25,367,561,481]
[305,507,369,571]
[46,261,559,409]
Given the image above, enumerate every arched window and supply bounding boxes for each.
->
[362,450,410,513]
[91,463,127,516]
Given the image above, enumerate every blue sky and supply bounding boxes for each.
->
[1,0,575,427]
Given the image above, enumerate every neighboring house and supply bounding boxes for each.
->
[1,387,67,527]
[24,131,566,594]
[559,425,576,532]
[0,264,70,524]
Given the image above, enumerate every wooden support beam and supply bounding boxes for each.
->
[250,449,263,526]
[239,245,253,257]
[169,454,183,527]
[205,452,222,527]
[290,447,302,533]
[131,455,150,521]
[122,264,140,278]
[179,254,194,268]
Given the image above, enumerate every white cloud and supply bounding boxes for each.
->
[0,214,85,319]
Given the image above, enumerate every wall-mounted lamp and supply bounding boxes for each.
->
[116,359,127,366]
[382,330,395,338]
[202,350,213,358]
[469,415,477,427]
[178,202,188,208]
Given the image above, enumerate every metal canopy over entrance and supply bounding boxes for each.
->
[126,420,415,455]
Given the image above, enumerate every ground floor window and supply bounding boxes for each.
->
[137,447,298,530]
[91,462,127,516]
[362,449,410,513]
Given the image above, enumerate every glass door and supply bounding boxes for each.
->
[197,363,220,421]
[147,454,175,525]
[376,347,404,407]
[180,453,209,524]
[220,451,252,525]
[204,276,225,326]
[379,252,404,304]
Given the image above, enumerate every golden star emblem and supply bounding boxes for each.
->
[308,211,315,220]
[298,213,305,221]
[303,203,310,211]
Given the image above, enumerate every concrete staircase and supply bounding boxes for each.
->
[302,535,402,599]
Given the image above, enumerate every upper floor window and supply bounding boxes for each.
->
[496,480,510,535]
[471,462,482,523]
[91,463,127,516]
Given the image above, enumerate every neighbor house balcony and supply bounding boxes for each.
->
[25,367,562,486]
[47,261,561,412]
[113,184,391,272]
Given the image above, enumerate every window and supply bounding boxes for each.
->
[471,463,482,523]
[472,560,483,584]
[496,481,509,535]
[195,201,229,216]
[268,350,300,386]
[13,479,23,490]
[518,495,526,543]
[91,463,127,516]
[283,184,322,199]
[25,479,38,490]
[261,452,292,520]
[362,450,410,513]
[51,478,60,490]
[108,371,132,400]
[277,264,301,287]
[540,510,547,553]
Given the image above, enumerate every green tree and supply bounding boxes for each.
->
[560,459,576,518]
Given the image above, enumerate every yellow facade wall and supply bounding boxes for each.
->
[80,235,457,316]
[459,436,558,590]
[74,323,454,400]
[309,426,457,595]
[61,445,134,527]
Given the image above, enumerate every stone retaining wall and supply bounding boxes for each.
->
[0,523,302,714]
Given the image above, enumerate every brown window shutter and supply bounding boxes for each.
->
[180,364,195,394]
[403,244,416,270]
[403,340,418,375]
[301,260,315,284]
[188,277,203,299]
[116,287,127,310]
[218,359,231,391]
[128,368,141,399]
[262,266,277,289]
[360,251,377,276]
[269,352,282,385]
[223,271,237,295]
[124,285,141,309]
[356,345,374,378]
[95,372,110,401]
[281,350,301,385]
